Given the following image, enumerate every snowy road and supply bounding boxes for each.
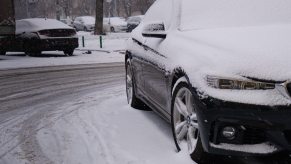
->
[0,63,289,164]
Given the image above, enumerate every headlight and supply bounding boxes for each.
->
[206,76,275,90]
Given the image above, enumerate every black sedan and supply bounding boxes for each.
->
[125,0,291,163]
[0,18,78,56]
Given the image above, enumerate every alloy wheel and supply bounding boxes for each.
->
[173,87,199,153]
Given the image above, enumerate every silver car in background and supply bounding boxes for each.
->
[103,17,127,32]
[73,16,95,31]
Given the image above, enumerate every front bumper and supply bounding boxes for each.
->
[33,37,79,51]
[195,95,291,156]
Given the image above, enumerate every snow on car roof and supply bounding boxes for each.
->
[16,18,73,34]
[80,16,95,24]
[181,0,291,30]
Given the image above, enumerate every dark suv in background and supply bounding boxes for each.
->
[0,18,78,56]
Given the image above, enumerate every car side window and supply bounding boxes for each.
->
[142,0,173,30]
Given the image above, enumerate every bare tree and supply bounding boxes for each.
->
[123,0,132,17]
[95,0,104,35]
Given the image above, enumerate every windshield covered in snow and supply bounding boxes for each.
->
[180,0,291,30]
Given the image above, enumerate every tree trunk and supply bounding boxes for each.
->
[95,0,104,35]
[116,0,120,16]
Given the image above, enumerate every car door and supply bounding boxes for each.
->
[130,45,147,97]
[140,0,174,112]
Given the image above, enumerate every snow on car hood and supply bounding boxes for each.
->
[16,18,73,34]
[159,24,291,105]
[171,24,291,81]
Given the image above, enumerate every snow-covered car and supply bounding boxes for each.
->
[103,17,127,32]
[126,0,291,162]
[126,15,143,32]
[73,16,95,31]
[0,18,78,56]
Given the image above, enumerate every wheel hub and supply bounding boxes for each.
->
[186,116,191,125]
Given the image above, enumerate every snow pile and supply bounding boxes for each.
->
[16,18,73,34]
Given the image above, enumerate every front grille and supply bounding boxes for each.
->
[243,127,266,144]
[39,29,76,37]
[286,83,291,97]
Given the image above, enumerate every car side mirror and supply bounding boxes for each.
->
[142,22,167,39]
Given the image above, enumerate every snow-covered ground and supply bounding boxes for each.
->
[0,32,128,70]
[36,86,194,164]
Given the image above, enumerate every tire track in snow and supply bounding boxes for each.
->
[0,63,125,164]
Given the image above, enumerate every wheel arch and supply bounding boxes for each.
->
[171,67,191,95]
[125,51,133,66]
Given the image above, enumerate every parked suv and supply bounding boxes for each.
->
[0,18,78,56]
[125,0,291,163]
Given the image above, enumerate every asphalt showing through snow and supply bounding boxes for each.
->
[0,63,290,164]
[0,63,124,164]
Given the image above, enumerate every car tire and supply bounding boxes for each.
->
[0,50,6,55]
[171,80,209,164]
[110,27,115,32]
[64,49,74,56]
[126,59,150,110]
